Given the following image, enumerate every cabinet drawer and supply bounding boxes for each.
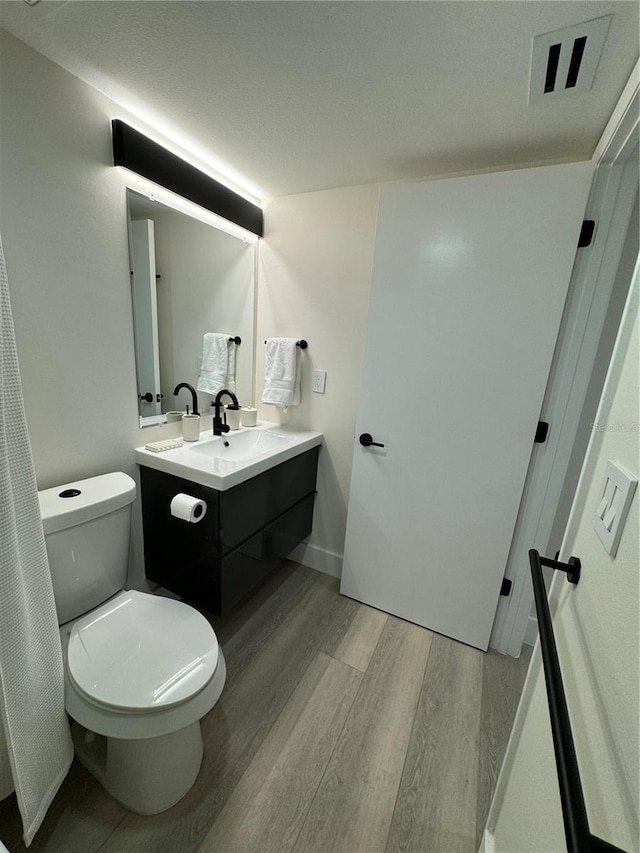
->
[157,553,219,613]
[220,447,319,553]
[220,493,315,615]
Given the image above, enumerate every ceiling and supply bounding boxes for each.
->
[1,1,637,200]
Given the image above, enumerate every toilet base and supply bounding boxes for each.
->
[72,720,204,814]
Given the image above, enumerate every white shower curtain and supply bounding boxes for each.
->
[0,232,73,845]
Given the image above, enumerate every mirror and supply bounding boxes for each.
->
[126,189,256,427]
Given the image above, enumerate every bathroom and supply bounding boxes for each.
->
[0,2,638,852]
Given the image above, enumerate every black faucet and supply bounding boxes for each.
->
[173,382,199,416]
[212,389,239,435]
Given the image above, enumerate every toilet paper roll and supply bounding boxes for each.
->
[170,493,207,523]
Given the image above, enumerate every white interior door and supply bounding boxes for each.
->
[340,163,593,650]
[131,219,162,417]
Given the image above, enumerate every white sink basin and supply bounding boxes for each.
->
[135,422,322,491]
[188,428,293,463]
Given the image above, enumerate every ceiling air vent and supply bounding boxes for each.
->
[529,15,612,103]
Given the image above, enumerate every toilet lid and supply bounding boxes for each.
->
[67,591,219,712]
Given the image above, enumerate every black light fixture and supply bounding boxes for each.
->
[112,119,263,237]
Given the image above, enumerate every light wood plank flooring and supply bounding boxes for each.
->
[0,562,530,853]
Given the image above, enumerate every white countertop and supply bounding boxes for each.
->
[135,421,323,491]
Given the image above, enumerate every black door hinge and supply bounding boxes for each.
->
[500,578,512,597]
[578,220,595,248]
[534,421,549,443]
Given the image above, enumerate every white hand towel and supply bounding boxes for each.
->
[196,333,235,396]
[261,337,301,407]
[0,232,73,846]
[226,340,237,395]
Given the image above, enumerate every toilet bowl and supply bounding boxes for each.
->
[39,472,226,814]
[59,590,226,814]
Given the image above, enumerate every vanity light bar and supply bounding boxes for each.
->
[112,120,264,237]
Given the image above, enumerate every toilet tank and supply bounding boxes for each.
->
[39,472,137,625]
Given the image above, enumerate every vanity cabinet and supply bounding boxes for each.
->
[139,447,319,615]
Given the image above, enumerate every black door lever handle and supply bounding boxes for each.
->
[359,433,385,448]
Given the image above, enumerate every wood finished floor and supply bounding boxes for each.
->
[0,563,530,853]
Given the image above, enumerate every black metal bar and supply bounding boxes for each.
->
[591,837,629,853]
[263,339,308,348]
[539,553,581,584]
[112,120,263,237]
[529,550,626,853]
[530,548,590,850]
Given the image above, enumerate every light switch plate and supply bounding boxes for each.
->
[592,459,637,556]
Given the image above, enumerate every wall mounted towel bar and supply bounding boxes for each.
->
[529,549,625,853]
[263,339,308,349]
[229,336,241,344]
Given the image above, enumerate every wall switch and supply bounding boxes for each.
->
[592,460,637,556]
[312,369,327,394]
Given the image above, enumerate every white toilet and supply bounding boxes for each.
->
[39,471,226,815]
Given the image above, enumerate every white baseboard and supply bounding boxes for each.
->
[288,542,343,578]
[523,613,538,647]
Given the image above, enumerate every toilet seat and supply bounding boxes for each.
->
[67,591,219,713]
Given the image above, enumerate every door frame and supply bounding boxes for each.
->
[490,61,639,656]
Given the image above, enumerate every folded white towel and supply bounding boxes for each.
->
[261,337,301,407]
[196,333,236,396]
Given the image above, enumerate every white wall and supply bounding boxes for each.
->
[0,30,201,588]
[0,29,380,587]
[1,29,611,606]
[488,267,639,850]
[257,187,379,574]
